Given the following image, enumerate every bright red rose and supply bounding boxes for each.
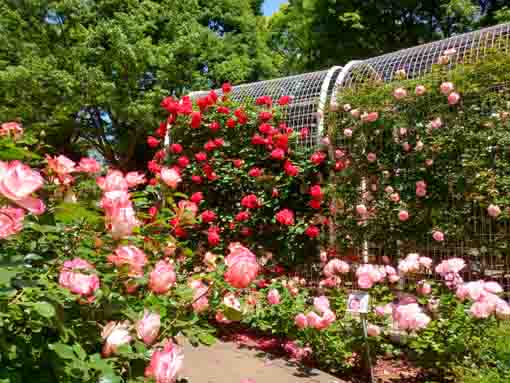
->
[252,134,266,145]
[310,151,327,165]
[195,152,207,162]
[309,185,323,200]
[160,96,179,113]
[227,118,237,128]
[190,111,202,128]
[209,121,220,132]
[204,140,216,151]
[284,160,299,176]
[148,160,161,174]
[197,96,210,110]
[235,211,251,222]
[149,178,158,186]
[334,161,346,172]
[190,192,204,204]
[177,156,190,168]
[248,167,263,177]
[207,172,218,181]
[259,111,273,122]
[217,106,230,114]
[153,150,165,161]
[201,210,216,223]
[270,148,285,160]
[255,95,272,107]
[300,128,309,138]
[147,136,160,148]
[148,206,158,218]
[305,225,320,238]
[275,209,294,225]
[214,138,224,147]
[222,82,232,93]
[170,143,183,154]
[309,200,322,209]
[278,95,292,106]
[241,194,261,209]
[232,159,244,168]
[209,90,218,103]
[207,226,221,246]
[234,109,248,125]
[174,226,187,238]
[259,123,273,135]
[272,188,279,198]
[191,175,202,184]
[273,134,289,149]
[155,122,167,138]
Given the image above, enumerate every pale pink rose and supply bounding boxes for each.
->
[440,82,454,95]
[343,128,353,137]
[367,153,377,162]
[267,289,281,305]
[177,200,198,216]
[102,321,132,357]
[313,296,331,314]
[108,245,148,276]
[393,303,430,331]
[417,281,432,295]
[136,310,161,345]
[389,192,400,202]
[323,259,350,277]
[145,341,183,383]
[356,204,367,215]
[429,117,443,129]
[495,300,510,320]
[161,167,182,189]
[77,157,101,173]
[470,301,493,319]
[435,258,466,274]
[415,85,426,96]
[432,231,444,242]
[398,210,409,221]
[484,281,503,294]
[0,121,23,138]
[399,127,407,136]
[295,313,308,329]
[384,186,394,194]
[367,324,381,337]
[100,190,131,215]
[0,161,44,204]
[415,141,424,151]
[343,104,352,112]
[306,311,322,328]
[223,293,241,311]
[487,204,501,218]
[190,281,209,313]
[393,87,407,99]
[321,136,330,145]
[0,206,25,238]
[58,258,100,299]
[97,170,128,191]
[416,188,427,197]
[314,309,336,330]
[448,92,460,105]
[108,206,140,239]
[350,109,360,118]
[356,264,385,289]
[224,243,259,289]
[425,159,434,167]
[46,155,76,175]
[149,260,177,294]
[125,171,146,188]
[419,257,433,268]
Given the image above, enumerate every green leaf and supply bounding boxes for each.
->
[197,332,217,346]
[0,268,19,286]
[32,302,56,318]
[73,343,87,360]
[54,202,102,225]
[49,343,76,359]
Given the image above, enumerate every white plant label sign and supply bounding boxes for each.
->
[347,291,370,314]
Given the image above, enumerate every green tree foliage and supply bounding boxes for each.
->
[268,0,509,73]
[0,0,278,169]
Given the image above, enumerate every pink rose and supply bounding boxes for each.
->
[108,205,140,239]
[367,324,381,337]
[343,128,353,137]
[46,155,76,175]
[323,259,350,277]
[102,321,132,357]
[136,310,161,345]
[429,117,443,129]
[275,208,294,225]
[393,87,407,99]
[0,206,25,238]
[77,157,101,173]
[125,171,146,187]
[190,280,210,313]
[361,112,378,123]
[355,204,367,215]
[149,260,176,294]
[448,92,461,105]
[398,210,409,221]
[267,289,281,305]
[350,109,360,118]
[432,230,444,242]
[0,161,45,214]
[367,153,377,162]
[440,82,454,95]
[108,245,147,276]
[0,121,23,138]
[416,188,427,197]
[224,243,259,289]
[58,258,100,299]
[487,204,501,218]
[160,167,182,189]
[97,170,128,192]
[270,148,285,160]
[145,341,183,383]
[415,85,426,96]
[294,313,308,329]
[470,301,493,319]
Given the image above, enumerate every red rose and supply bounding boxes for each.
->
[300,128,309,139]
[217,106,230,114]
[334,161,346,172]
[256,95,272,107]
[148,160,161,174]
[207,172,218,181]
[252,134,267,145]
[272,188,279,198]
[309,200,322,209]
[305,225,320,238]
[222,82,232,93]
[149,178,158,186]
[178,96,193,115]
[214,138,224,147]
[160,96,179,113]
[283,160,299,177]
[207,226,220,246]
[234,109,248,125]
[310,151,327,165]
[170,143,183,154]
[177,156,190,168]
[278,95,292,106]
[235,211,251,222]
[190,111,202,128]
[227,118,237,128]
[209,121,220,132]
[270,148,285,160]
[153,150,165,161]
[148,206,158,217]
[174,226,187,238]
[204,140,216,151]
[259,111,273,122]
[194,152,207,162]
[191,175,202,184]
[248,167,263,177]
[147,136,160,148]
[209,90,218,103]
[240,227,253,237]
[309,185,323,200]
[197,96,209,110]
[273,134,289,149]
[275,209,294,225]
[156,122,167,138]
[241,194,261,209]
[259,123,273,135]
[201,210,216,223]
[232,159,244,168]
[190,192,203,204]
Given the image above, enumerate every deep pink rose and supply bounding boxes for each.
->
[275,209,294,225]
[58,258,100,299]
[0,206,25,238]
